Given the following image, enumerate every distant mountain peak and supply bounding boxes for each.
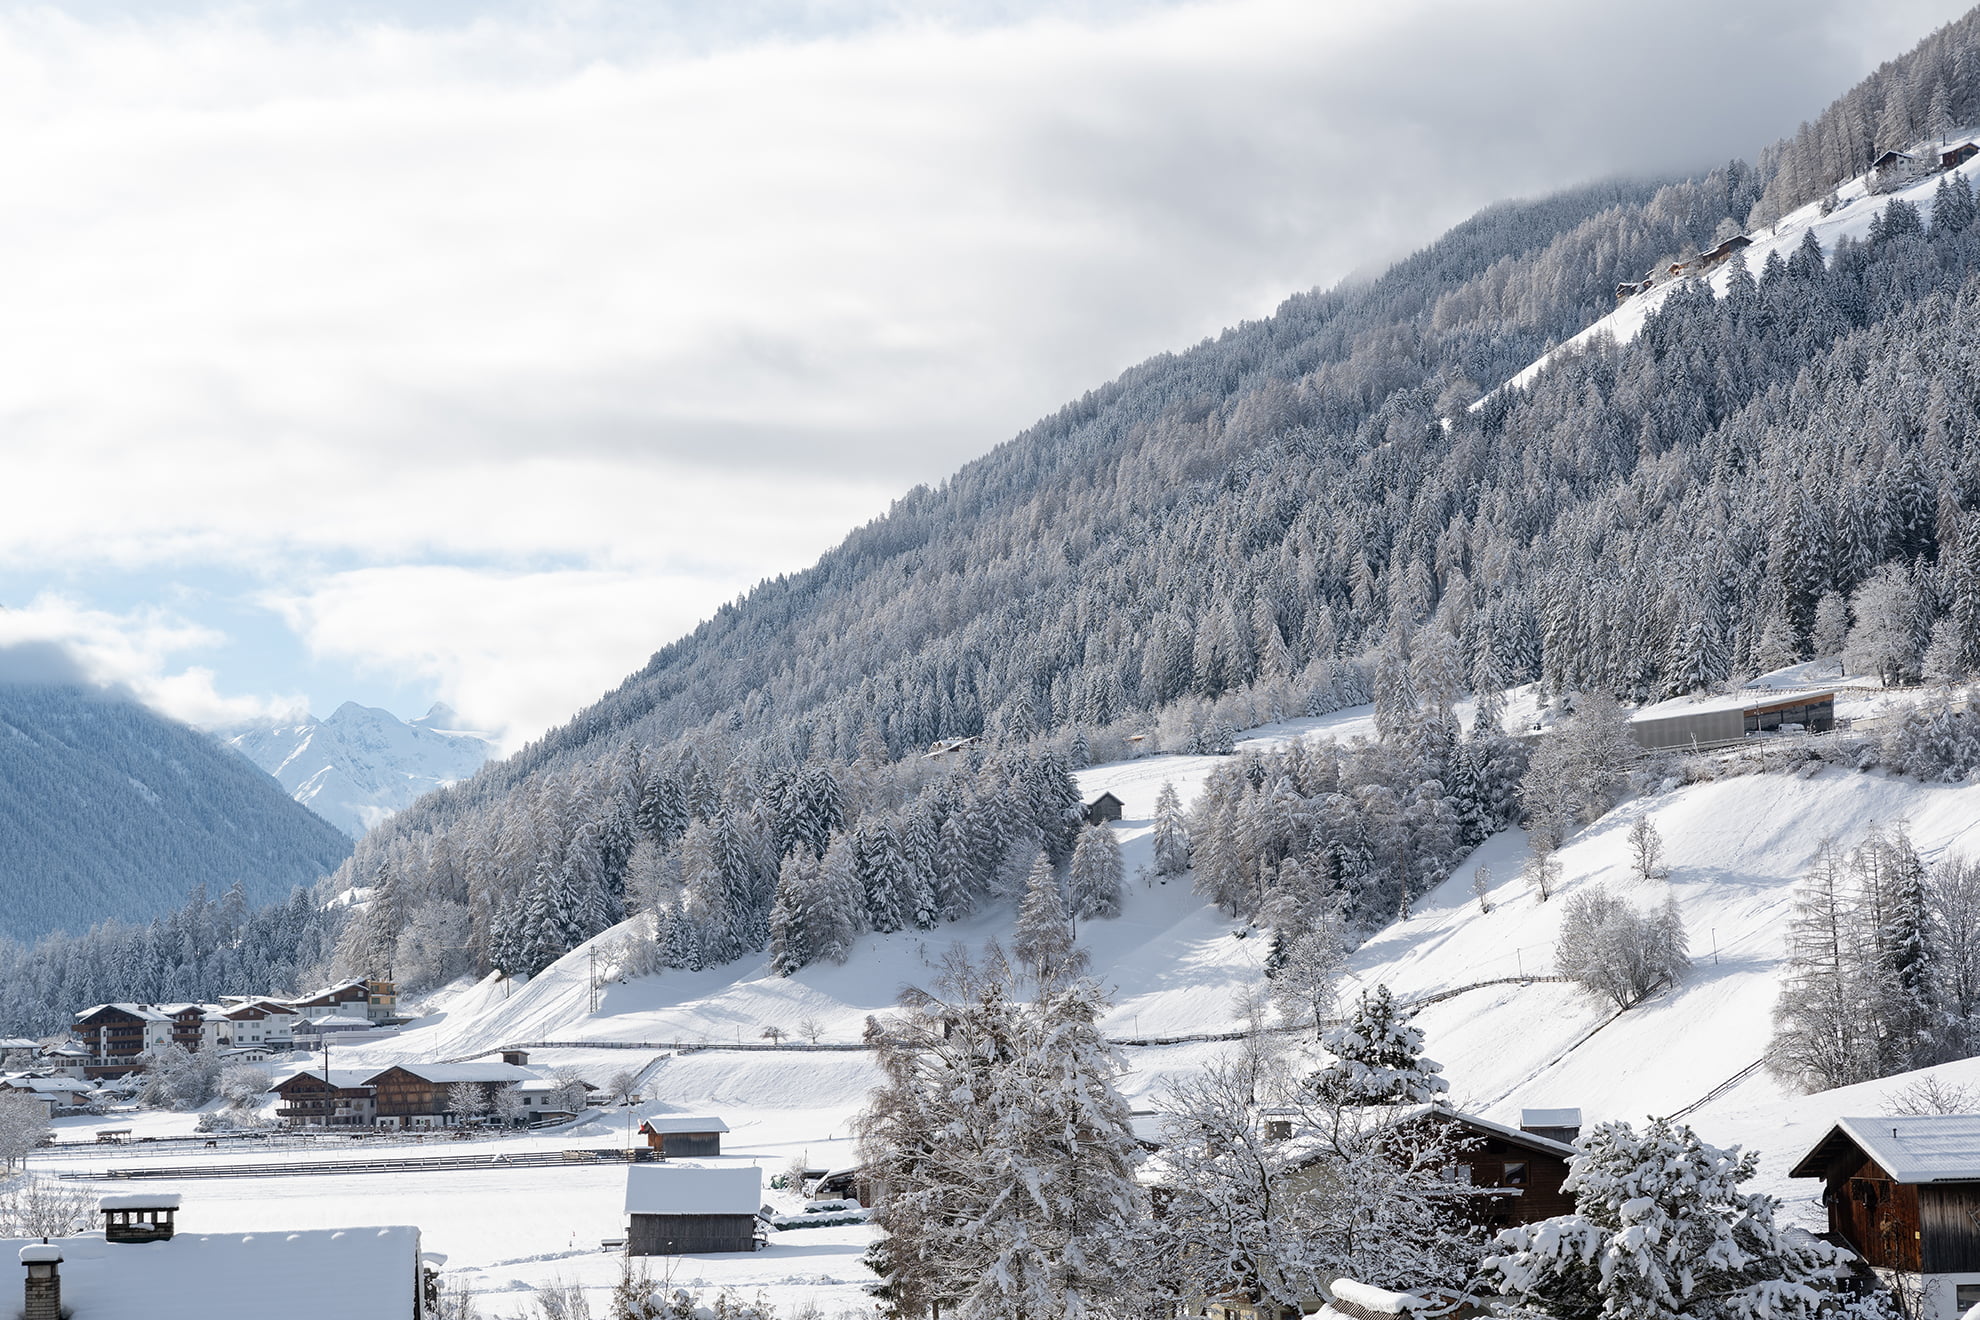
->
[227,702,495,838]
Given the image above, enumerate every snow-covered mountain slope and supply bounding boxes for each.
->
[1481,139,1980,405]
[325,695,1980,1247]
[224,701,494,837]
[0,682,352,940]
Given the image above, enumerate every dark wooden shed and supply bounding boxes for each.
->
[625,1166,761,1256]
[1942,142,1979,170]
[637,1115,729,1157]
[1084,792,1124,826]
[1790,1115,1980,1301]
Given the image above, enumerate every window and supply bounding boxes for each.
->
[1958,1285,1980,1309]
[1504,1161,1528,1186]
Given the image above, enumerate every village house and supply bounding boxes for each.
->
[270,1068,379,1127]
[68,1006,174,1079]
[0,1076,96,1117]
[213,999,298,1051]
[6,1192,429,1319]
[637,1115,729,1157]
[1789,1114,1980,1318]
[625,1165,763,1256]
[362,1061,544,1128]
[288,978,399,1025]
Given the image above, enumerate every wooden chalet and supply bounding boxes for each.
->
[1395,1105,1577,1231]
[1085,791,1125,825]
[1790,1115,1980,1316]
[625,1165,762,1256]
[1942,142,1980,171]
[360,1062,537,1127]
[271,1068,377,1127]
[637,1115,728,1157]
[1697,234,1753,269]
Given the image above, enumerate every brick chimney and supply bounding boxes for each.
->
[100,1191,181,1242]
[20,1243,61,1320]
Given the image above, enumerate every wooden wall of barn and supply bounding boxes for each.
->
[628,1213,757,1255]
[1920,1185,1980,1272]
[660,1133,722,1157]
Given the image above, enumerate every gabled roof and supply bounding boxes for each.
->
[74,1004,169,1023]
[0,1226,420,1319]
[624,1165,761,1216]
[1520,1108,1582,1129]
[362,1062,536,1086]
[1394,1104,1578,1158]
[1790,1115,1980,1184]
[638,1115,730,1135]
[271,1068,378,1091]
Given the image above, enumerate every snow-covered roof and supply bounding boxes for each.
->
[307,1014,374,1028]
[272,1067,377,1090]
[0,1037,40,1050]
[0,1227,420,1319]
[1792,1115,1980,1184]
[638,1115,729,1134]
[1326,1278,1428,1315]
[99,1192,182,1211]
[6,1077,93,1094]
[1520,1108,1581,1129]
[364,1062,536,1085]
[1393,1104,1578,1158]
[624,1165,761,1217]
[74,1004,169,1023]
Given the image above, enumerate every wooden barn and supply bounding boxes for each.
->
[1942,142,1980,170]
[1084,792,1125,825]
[1629,690,1835,753]
[624,1166,762,1256]
[1790,1115,1980,1317]
[637,1115,729,1157]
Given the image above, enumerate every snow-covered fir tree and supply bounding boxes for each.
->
[1482,1118,1882,1320]
[1309,985,1449,1106]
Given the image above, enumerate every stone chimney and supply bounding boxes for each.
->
[20,1243,61,1320]
[100,1191,181,1243]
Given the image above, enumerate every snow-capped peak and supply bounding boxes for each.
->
[224,702,496,838]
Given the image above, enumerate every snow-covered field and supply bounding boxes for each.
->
[40,682,1980,1313]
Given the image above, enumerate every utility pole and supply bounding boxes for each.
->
[589,947,601,1015]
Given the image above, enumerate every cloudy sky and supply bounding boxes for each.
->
[0,0,1967,748]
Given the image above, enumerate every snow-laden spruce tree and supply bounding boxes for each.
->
[1151,781,1191,878]
[856,944,1148,1320]
[1309,985,1448,1105]
[1482,1118,1882,1320]
[1014,853,1087,982]
[1068,824,1124,920]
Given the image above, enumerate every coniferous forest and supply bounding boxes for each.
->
[13,11,1980,1028]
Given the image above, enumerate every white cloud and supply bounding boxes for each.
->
[0,595,307,727]
[0,0,1966,739]
[264,565,730,749]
